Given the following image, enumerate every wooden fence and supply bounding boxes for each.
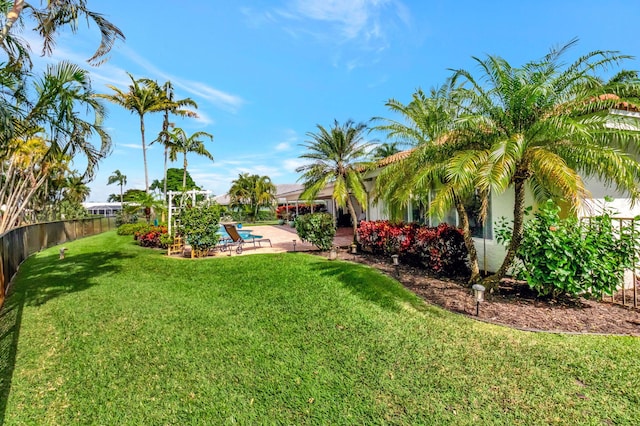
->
[0,217,116,308]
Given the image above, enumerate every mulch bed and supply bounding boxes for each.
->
[330,249,640,336]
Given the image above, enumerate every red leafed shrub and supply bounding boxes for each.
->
[358,221,469,277]
[134,225,168,248]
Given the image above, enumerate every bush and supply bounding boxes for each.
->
[496,200,636,298]
[176,205,221,254]
[358,220,469,277]
[295,213,336,251]
[115,210,138,227]
[117,223,150,236]
[135,226,168,248]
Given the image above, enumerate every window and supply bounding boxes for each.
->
[464,191,492,239]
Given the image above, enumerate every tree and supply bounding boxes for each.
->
[228,173,277,221]
[0,0,124,66]
[164,127,214,188]
[63,173,90,204]
[373,87,483,283]
[371,142,400,160]
[0,62,110,233]
[296,119,375,241]
[98,73,168,192]
[448,40,640,285]
[125,191,165,223]
[107,169,127,207]
[152,81,198,201]
[155,168,200,194]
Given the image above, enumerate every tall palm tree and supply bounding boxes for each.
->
[165,127,214,188]
[448,40,640,285]
[153,81,198,200]
[0,0,125,66]
[107,169,127,207]
[98,73,168,192]
[296,119,375,241]
[373,87,483,283]
[228,173,277,220]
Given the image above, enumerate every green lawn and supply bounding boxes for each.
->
[1,231,639,424]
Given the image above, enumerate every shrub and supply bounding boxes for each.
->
[135,226,168,248]
[176,205,221,254]
[295,212,336,251]
[117,223,150,236]
[115,210,138,227]
[495,200,637,298]
[358,220,469,277]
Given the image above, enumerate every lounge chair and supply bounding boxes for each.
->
[220,224,272,254]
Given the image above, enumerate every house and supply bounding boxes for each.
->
[287,103,640,273]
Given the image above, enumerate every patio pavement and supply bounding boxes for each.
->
[221,225,354,256]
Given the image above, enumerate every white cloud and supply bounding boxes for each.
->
[275,142,290,151]
[277,0,410,48]
[119,46,245,113]
[282,158,307,173]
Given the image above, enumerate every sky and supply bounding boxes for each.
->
[21,0,640,202]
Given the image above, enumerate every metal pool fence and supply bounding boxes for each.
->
[0,217,116,308]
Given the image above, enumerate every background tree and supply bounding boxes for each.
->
[107,169,127,207]
[371,142,400,161]
[165,127,214,188]
[98,73,168,192]
[228,173,277,221]
[152,81,198,200]
[296,119,375,241]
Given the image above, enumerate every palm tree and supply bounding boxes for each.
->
[153,81,198,200]
[63,173,91,204]
[373,87,483,283]
[165,127,214,188]
[371,142,400,160]
[228,173,277,221]
[127,191,165,224]
[448,40,640,285]
[98,73,168,192]
[0,0,124,66]
[296,119,375,241]
[107,169,127,207]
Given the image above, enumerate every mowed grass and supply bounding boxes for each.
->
[1,232,639,424]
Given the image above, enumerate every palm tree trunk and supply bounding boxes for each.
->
[162,109,169,201]
[0,0,25,44]
[183,153,188,188]
[163,146,168,198]
[483,177,526,288]
[140,115,149,193]
[119,181,124,209]
[346,196,359,244]
[455,200,481,284]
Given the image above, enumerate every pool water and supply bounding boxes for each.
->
[217,226,262,240]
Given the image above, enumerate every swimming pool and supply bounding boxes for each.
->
[217,225,262,240]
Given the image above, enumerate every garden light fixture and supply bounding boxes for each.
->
[292,240,297,252]
[472,284,485,316]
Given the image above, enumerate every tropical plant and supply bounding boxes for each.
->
[294,212,336,251]
[0,0,124,66]
[228,173,277,221]
[373,86,483,283]
[63,173,90,204]
[0,62,110,233]
[125,191,165,224]
[447,40,640,285]
[175,205,221,256]
[371,142,400,160]
[495,200,637,298]
[164,127,214,188]
[297,119,374,242]
[97,73,168,192]
[152,81,198,200]
[107,169,127,206]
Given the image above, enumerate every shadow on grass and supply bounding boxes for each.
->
[309,258,430,314]
[0,249,133,424]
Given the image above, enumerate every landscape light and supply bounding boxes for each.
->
[472,284,486,316]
